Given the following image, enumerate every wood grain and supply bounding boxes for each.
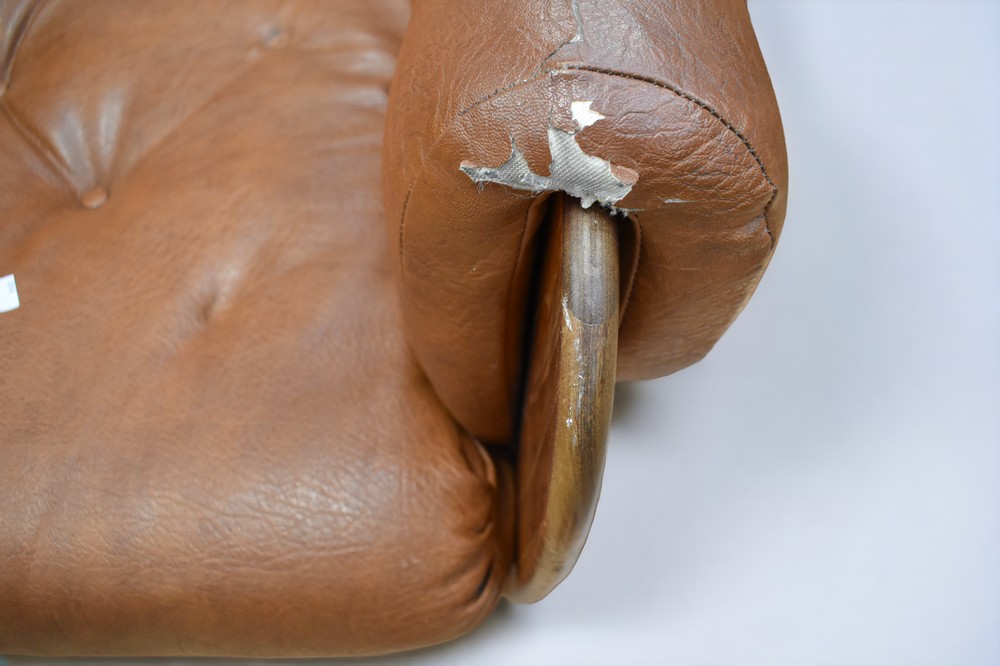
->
[507,194,619,603]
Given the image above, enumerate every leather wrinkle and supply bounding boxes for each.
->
[396,71,551,265]
[538,0,585,64]
[1,8,328,203]
[0,0,44,85]
[501,194,552,438]
[108,53,261,188]
[0,95,78,198]
[393,5,582,252]
[19,54,262,200]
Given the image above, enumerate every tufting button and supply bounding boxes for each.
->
[81,187,108,210]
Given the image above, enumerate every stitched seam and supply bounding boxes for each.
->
[619,211,641,328]
[558,63,778,247]
[395,1,584,267]
[400,63,780,255]
[394,54,781,419]
[396,68,553,264]
[456,74,550,122]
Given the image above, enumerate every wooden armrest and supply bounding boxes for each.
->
[508,194,619,603]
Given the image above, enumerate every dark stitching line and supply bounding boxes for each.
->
[558,63,778,247]
[619,211,641,328]
[398,1,585,237]
[394,187,412,301]
[397,0,587,271]
[402,61,779,254]
[537,0,584,65]
[455,73,549,121]
[559,64,775,191]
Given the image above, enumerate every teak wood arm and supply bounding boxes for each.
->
[509,195,619,603]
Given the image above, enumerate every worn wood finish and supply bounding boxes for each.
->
[507,194,619,603]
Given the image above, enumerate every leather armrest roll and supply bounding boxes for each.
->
[383,0,788,444]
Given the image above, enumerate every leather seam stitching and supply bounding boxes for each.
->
[619,211,641,328]
[557,63,778,247]
[393,57,781,424]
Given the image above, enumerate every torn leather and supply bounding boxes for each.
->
[460,102,638,209]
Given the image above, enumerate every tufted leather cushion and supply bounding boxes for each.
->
[0,0,512,656]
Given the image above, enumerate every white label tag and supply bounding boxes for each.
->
[0,274,20,313]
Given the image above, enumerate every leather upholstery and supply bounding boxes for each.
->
[0,0,511,656]
[0,0,785,657]
[384,0,787,443]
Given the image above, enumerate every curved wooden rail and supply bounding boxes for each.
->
[507,194,619,603]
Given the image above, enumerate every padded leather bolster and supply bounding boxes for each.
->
[383,0,788,444]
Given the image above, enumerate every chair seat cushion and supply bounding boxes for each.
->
[0,0,510,656]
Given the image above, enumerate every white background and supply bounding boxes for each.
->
[7,2,999,665]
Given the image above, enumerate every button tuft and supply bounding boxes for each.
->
[81,187,108,210]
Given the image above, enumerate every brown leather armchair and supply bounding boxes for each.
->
[0,0,786,657]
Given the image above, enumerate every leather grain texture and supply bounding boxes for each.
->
[383,0,788,444]
[0,0,786,656]
[0,0,512,656]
